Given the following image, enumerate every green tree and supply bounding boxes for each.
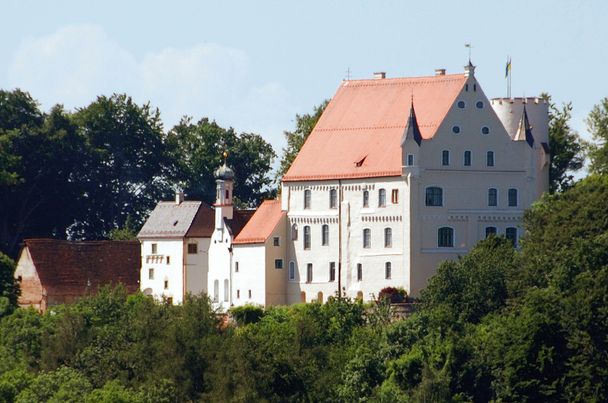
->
[276,100,328,180]
[167,117,276,206]
[540,93,585,192]
[0,253,18,316]
[70,94,172,239]
[587,97,608,174]
[108,216,139,241]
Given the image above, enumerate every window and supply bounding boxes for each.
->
[464,150,471,166]
[237,289,240,299]
[304,189,311,209]
[213,280,219,302]
[329,188,337,209]
[166,256,170,264]
[275,259,283,269]
[438,227,454,247]
[425,187,443,206]
[385,262,392,279]
[187,243,197,254]
[465,83,469,92]
[508,188,518,207]
[473,84,477,92]
[407,154,414,166]
[481,126,490,135]
[273,237,280,246]
[225,189,229,199]
[442,150,450,166]
[487,151,495,167]
[363,228,371,249]
[378,189,386,207]
[329,262,336,282]
[357,264,362,282]
[151,243,157,254]
[506,227,518,246]
[307,264,313,283]
[164,279,169,289]
[166,297,173,305]
[384,228,392,248]
[452,126,460,134]
[248,290,252,299]
[476,100,484,109]
[235,262,239,273]
[457,100,466,109]
[289,261,296,281]
[363,190,369,207]
[148,268,154,280]
[303,226,311,250]
[321,224,329,246]
[291,224,298,240]
[391,189,399,204]
[485,226,497,238]
[488,188,498,207]
[317,292,324,303]
[224,279,229,302]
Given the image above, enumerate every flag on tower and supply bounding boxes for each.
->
[505,57,512,78]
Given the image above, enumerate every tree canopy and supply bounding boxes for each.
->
[587,97,608,174]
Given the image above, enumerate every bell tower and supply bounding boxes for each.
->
[214,152,234,230]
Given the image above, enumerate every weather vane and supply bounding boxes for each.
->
[465,43,472,62]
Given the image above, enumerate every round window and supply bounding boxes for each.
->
[476,101,484,109]
[452,126,461,134]
[457,100,465,109]
[481,126,490,135]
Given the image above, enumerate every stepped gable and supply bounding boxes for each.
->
[233,200,285,244]
[283,73,466,182]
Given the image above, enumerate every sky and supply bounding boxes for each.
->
[1,0,606,162]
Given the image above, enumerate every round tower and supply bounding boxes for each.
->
[490,97,549,143]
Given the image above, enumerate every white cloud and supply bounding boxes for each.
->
[7,24,295,155]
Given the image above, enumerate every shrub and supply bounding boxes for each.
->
[378,287,407,303]
[229,304,265,326]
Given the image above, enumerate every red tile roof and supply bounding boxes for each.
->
[233,200,285,244]
[23,239,140,295]
[283,73,467,182]
[185,203,215,237]
[226,210,256,239]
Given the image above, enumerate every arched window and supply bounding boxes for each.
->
[329,188,337,209]
[485,226,497,238]
[438,227,454,247]
[357,263,363,281]
[363,190,369,207]
[300,291,306,302]
[329,262,336,282]
[506,227,518,246]
[288,261,296,281]
[306,263,313,283]
[385,262,392,279]
[291,224,298,240]
[321,224,329,246]
[363,228,371,249]
[303,226,311,250]
[425,187,443,206]
[378,189,386,207]
[317,291,324,303]
[384,228,392,248]
[488,188,498,207]
[464,150,471,166]
[487,151,495,167]
[508,188,518,207]
[213,279,219,302]
[223,279,229,302]
[356,291,363,300]
[304,189,311,209]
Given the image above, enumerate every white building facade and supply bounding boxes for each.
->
[140,63,549,306]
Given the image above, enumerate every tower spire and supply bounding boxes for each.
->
[515,104,535,147]
[401,97,422,146]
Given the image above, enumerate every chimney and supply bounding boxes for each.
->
[175,190,184,205]
[435,68,446,76]
[373,72,386,79]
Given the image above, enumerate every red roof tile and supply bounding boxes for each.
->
[22,239,140,295]
[233,200,285,244]
[226,210,256,239]
[283,74,467,182]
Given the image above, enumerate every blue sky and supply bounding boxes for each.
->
[1,0,606,158]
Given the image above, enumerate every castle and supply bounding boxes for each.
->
[138,63,550,306]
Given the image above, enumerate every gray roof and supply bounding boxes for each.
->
[138,201,203,239]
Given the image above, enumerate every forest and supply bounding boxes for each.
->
[0,90,607,402]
